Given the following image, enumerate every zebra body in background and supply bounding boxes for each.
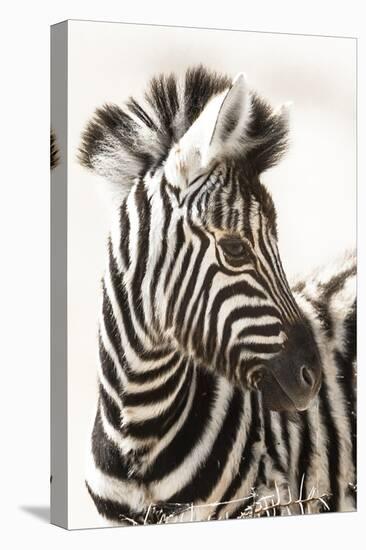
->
[80,67,356,524]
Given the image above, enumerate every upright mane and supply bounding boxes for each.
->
[79,66,288,193]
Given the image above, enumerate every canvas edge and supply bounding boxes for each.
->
[50,20,69,530]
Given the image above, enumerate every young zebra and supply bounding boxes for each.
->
[79,66,356,524]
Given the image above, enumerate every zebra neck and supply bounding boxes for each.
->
[99,241,199,448]
[98,253,266,467]
[99,299,199,455]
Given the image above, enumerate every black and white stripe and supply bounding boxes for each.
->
[50,129,59,169]
[80,67,356,524]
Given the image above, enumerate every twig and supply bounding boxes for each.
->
[240,483,330,518]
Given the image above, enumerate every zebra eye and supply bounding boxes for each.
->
[219,238,251,264]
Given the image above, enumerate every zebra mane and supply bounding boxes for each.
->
[79,65,289,193]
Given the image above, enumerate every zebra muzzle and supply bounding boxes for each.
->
[258,322,322,411]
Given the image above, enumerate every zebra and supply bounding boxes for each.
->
[79,66,356,525]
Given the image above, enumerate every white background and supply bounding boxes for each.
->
[0,0,365,548]
[67,20,356,529]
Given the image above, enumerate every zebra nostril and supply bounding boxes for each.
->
[300,365,314,389]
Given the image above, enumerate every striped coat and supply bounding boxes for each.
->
[80,67,356,525]
[86,222,356,524]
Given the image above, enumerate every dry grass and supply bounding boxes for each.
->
[239,479,330,518]
[117,477,332,526]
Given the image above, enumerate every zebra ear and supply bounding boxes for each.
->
[204,73,251,164]
[165,73,251,188]
[78,104,154,202]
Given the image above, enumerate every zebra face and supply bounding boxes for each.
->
[79,67,322,411]
[159,74,322,411]
[159,161,322,412]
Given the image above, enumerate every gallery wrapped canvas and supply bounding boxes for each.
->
[51,20,356,530]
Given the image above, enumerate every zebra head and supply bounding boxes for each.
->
[80,66,322,412]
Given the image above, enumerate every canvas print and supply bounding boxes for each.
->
[51,20,356,529]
